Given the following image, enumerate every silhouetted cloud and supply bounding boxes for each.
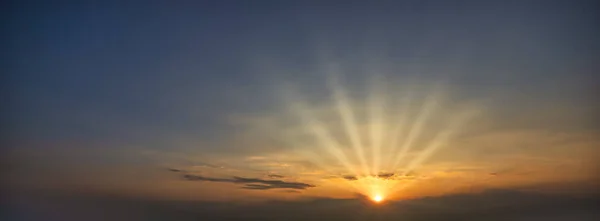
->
[339,172,417,181]
[232,176,315,189]
[342,175,358,180]
[181,174,315,190]
[167,168,183,172]
[242,184,272,190]
[267,174,285,178]
[182,174,233,182]
[377,172,395,179]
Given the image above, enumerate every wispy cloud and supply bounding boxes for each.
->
[167,168,184,172]
[342,175,358,181]
[339,172,418,181]
[267,174,285,178]
[377,172,396,179]
[242,184,273,190]
[180,174,315,190]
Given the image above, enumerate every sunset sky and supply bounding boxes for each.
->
[4,1,599,220]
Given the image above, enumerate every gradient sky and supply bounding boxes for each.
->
[4,0,600,215]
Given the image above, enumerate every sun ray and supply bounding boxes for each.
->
[295,149,364,193]
[387,105,483,194]
[327,70,370,177]
[278,85,359,176]
[275,127,365,193]
[292,102,359,176]
[390,89,442,170]
[272,71,483,201]
[367,73,387,176]
[384,85,415,170]
[403,106,482,176]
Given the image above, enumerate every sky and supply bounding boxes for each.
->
[3,0,600,220]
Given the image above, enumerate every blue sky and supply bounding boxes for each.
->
[7,1,597,143]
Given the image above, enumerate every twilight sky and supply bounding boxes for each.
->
[3,0,600,220]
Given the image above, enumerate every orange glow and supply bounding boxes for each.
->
[372,194,384,203]
[276,73,485,202]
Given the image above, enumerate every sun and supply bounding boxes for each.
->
[371,194,384,203]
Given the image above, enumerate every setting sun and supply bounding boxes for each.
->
[372,195,384,203]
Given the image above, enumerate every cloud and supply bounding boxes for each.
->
[242,184,272,190]
[339,172,418,181]
[167,168,184,172]
[232,176,315,189]
[181,174,315,190]
[182,174,233,183]
[377,172,395,179]
[267,174,285,178]
[342,175,358,181]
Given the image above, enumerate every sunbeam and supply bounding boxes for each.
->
[274,123,367,194]
[390,88,442,171]
[367,73,386,176]
[327,70,370,177]
[276,72,484,200]
[384,85,414,170]
[292,101,358,176]
[403,106,483,176]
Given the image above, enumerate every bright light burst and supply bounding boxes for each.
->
[372,194,384,203]
[275,67,484,201]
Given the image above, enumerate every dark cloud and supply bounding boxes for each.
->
[377,172,395,179]
[384,171,421,180]
[339,172,417,181]
[167,168,183,172]
[267,174,285,178]
[232,176,315,190]
[181,174,315,190]
[182,174,233,183]
[342,175,358,181]
[241,184,272,190]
